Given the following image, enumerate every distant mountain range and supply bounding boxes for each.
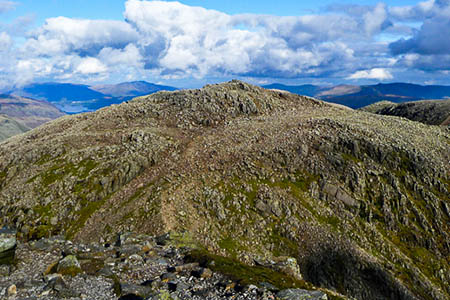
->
[10,81,177,114]
[6,81,450,114]
[263,83,450,108]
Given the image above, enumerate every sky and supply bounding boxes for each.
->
[0,0,449,89]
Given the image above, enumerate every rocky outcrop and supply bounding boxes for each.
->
[0,81,448,300]
[360,99,450,126]
[56,255,82,276]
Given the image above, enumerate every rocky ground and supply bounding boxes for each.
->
[0,231,332,300]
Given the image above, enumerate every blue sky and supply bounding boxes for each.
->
[3,1,420,20]
[0,0,449,88]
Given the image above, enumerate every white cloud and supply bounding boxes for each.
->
[23,17,139,56]
[125,0,231,36]
[3,0,450,86]
[14,58,54,86]
[98,44,143,67]
[364,3,388,36]
[388,0,450,72]
[122,0,364,79]
[0,31,11,49]
[389,0,435,20]
[348,68,393,80]
[0,31,14,81]
[75,57,107,74]
[0,0,418,85]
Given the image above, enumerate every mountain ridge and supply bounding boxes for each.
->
[0,81,448,300]
[90,81,177,97]
[360,99,450,126]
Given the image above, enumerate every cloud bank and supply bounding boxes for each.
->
[0,0,449,88]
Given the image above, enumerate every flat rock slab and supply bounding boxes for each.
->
[277,288,328,300]
[0,228,16,265]
[120,283,153,299]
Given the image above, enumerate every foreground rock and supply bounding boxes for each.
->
[0,228,16,265]
[0,234,342,300]
[56,255,82,276]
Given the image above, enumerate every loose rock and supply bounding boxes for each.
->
[57,255,82,276]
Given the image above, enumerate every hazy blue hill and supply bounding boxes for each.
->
[12,81,178,113]
[369,83,450,98]
[319,85,417,108]
[320,83,450,108]
[91,81,177,97]
[13,83,107,113]
[262,83,322,97]
[19,82,106,102]
[265,82,450,108]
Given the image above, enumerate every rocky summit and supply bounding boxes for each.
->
[0,80,449,300]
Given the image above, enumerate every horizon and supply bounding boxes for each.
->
[1,0,450,89]
[7,79,450,92]
[12,78,450,90]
